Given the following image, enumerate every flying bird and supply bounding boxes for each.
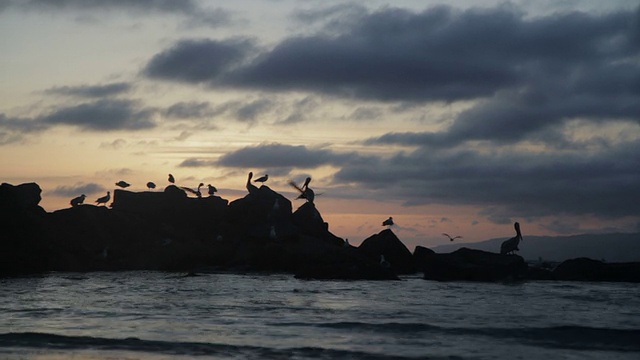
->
[146,182,156,190]
[70,194,86,207]
[289,177,315,203]
[442,233,463,242]
[95,191,110,206]
[168,174,175,184]
[115,181,130,188]
[382,217,394,227]
[207,184,217,196]
[181,183,204,198]
[254,174,269,183]
[500,222,523,255]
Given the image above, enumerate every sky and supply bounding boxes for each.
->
[1,0,639,249]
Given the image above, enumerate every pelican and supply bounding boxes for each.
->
[289,177,315,203]
[379,255,391,268]
[254,174,268,183]
[70,194,86,207]
[168,174,175,184]
[207,184,217,196]
[246,172,258,194]
[181,183,204,198]
[442,233,462,242]
[382,217,394,227]
[115,180,130,188]
[500,222,523,255]
[95,191,110,206]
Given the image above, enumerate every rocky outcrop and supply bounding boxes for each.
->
[552,257,640,282]
[358,229,416,274]
[421,248,528,281]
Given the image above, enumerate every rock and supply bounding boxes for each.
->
[358,229,416,274]
[422,248,528,281]
[0,182,44,213]
[413,245,435,271]
[553,257,640,282]
[227,185,295,240]
[292,202,344,246]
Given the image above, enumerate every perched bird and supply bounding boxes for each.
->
[168,174,175,184]
[95,191,111,206]
[500,222,523,255]
[115,180,130,188]
[379,254,391,268]
[254,174,269,183]
[246,172,258,194]
[382,217,394,227]
[442,233,463,242]
[146,182,156,190]
[70,194,86,207]
[289,177,315,203]
[207,184,217,196]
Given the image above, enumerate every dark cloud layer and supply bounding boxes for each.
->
[216,143,360,169]
[41,99,156,131]
[44,82,131,98]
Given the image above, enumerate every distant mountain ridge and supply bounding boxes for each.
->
[432,232,640,263]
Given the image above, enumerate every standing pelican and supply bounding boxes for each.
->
[70,194,86,207]
[168,174,175,184]
[95,191,110,206]
[147,182,156,190]
[254,174,269,183]
[246,172,258,194]
[382,217,394,227]
[500,222,523,255]
[115,181,130,188]
[442,233,463,242]
[207,184,217,196]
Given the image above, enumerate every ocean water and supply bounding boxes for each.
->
[1,272,639,359]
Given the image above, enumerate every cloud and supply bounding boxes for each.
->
[164,101,217,119]
[216,143,362,169]
[41,99,156,131]
[50,182,105,197]
[43,82,131,98]
[143,38,256,83]
[1,0,232,28]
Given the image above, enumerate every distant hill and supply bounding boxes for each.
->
[432,233,640,263]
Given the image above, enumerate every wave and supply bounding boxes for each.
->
[272,322,640,352]
[0,332,433,359]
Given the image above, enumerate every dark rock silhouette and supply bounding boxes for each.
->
[552,257,640,282]
[412,245,435,270]
[421,248,528,282]
[358,229,416,274]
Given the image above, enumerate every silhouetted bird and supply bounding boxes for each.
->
[207,184,217,196]
[70,194,86,207]
[168,174,175,184]
[95,191,110,206]
[254,174,268,183]
[181,183,204,198]
[289,177,315,203]
[147,182,156,190]
[246,172,259,194]
[382,217,394,227]
[442,233,462,242]
[115,181,130,188]
[500,222,523,255]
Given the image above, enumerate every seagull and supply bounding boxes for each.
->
[379,255,391,268]
[442,233,463,242]
[95,191,110,206]
[500,222,523,255]
[382,217,394,227]
[207,184,217,196]
[168,174,175,184]
[115,181,130,188]
[147,182,156,190]
[70,194,86,207]
[254,174,268,183]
